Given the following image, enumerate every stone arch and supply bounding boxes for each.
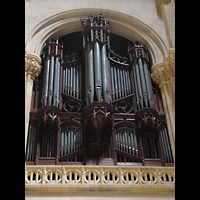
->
[25,8,168,64]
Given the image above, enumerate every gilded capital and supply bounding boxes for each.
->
[151,48,175,87]
[25,50,42,80]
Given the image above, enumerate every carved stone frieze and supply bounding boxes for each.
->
[25,50,42,80]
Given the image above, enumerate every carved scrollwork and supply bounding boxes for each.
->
[63,100,81,112]
[114,101,134,113]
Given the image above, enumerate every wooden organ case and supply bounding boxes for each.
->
[26,14,173,166]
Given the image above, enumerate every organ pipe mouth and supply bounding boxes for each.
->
[96,86,101,89]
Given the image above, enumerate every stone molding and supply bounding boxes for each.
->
[25,50,42,80]
[151,48,175,87]
[25,165,175,192]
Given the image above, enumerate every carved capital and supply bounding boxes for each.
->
[25,50,42,80]
[151,48,175,86]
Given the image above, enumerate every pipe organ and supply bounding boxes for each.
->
[26,13,173,167]
[41,38,62,108]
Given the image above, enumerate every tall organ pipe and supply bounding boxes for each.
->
[101,44,110,103]
[87,42,94,104]
[143,60,154,108]
[134,59,143,108]
[79,63,82,99]
[48,55,54,105]
[53,56,58,106]
[94,42,102,102]
[42,56,50,106]
[85,45,89,105]
[138,57,148,107]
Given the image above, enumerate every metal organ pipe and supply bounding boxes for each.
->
[94,42,102,102]
[101,44,111,104]
[87,42,95,104]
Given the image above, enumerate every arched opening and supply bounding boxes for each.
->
[26,12,173,166]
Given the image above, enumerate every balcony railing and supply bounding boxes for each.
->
[25,165,175,190]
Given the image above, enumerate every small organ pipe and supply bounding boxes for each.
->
[110,64,115,101]
[122,67,127,97]
[67,130,70,154]
[70,65,73,96]
[79,63,82,99]
[76,64,79,99]
[62,68,65,93]
[61,131,64,156]
[120,67,124,98]
[133,132,139,157]
[117,66,122,99]
[73,65,76,97]
[113,65,118,100]
[94,42,102,102]
[127,69,132,94]
[67,66,70,95]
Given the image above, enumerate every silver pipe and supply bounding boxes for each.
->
[31,124,36,161]
[85,45,89,105]
[53,56,59,106]
[57,58,60,107]
[117,66,122,99]
[128,132,132,154]
[143,60,154,108]
[122,67,127,97]
[94,42,102,102]
[62,68,66,93]
[73,64,76,97]
[110,64,115,101]
[67,66,70,95]
[113,65,118,100]
[79,63,82,100]
[152,137,157,158]
[70,65,73,96]
[76,64,79,99]
[60,133,63,157]
[48,55,54,105]
[26,122,32,161]
[160,129,168,163]
[132,62,140,110]
[133,132,139,157]
[74,130,76,152]
[134,59,143,108]
[64,67,68,94]
[42,56,50,106]
[87,42,94,103]
[125,69,129,96]
[138,57,148,107]
[76,131,79,150]
[71,128,74,153]
[120,66,124,98]
[127,69,131,95]
[64,129,67,155]
[101,44,110,103]
[115,131,118,148]
[67,129,70,154]
[163,125,173,163]
[124,130,128,153]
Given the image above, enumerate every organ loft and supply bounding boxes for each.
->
[26,13,173,166]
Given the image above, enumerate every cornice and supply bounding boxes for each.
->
[25,50,42,80]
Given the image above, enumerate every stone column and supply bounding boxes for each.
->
[151,48,175,162]
[25,50,42,153]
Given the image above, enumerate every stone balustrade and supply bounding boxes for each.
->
[25,165,175,190]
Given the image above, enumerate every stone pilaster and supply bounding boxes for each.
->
[151,48,175,163]
[25,50,42,152]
